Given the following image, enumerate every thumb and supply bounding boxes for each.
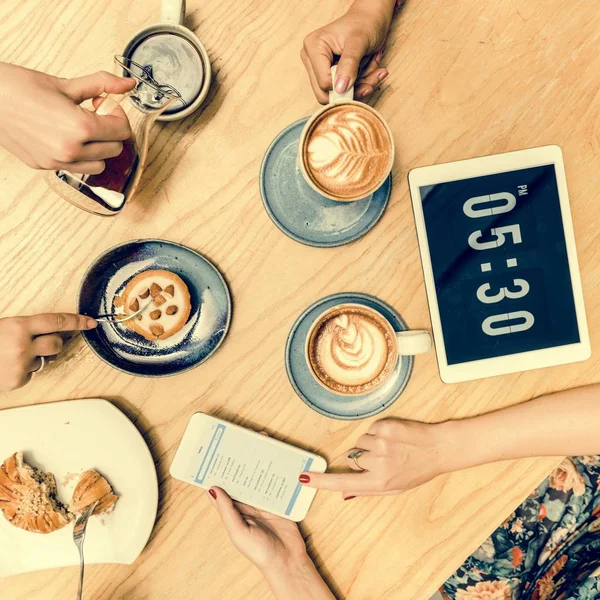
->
[210,488,248,537]
[335,35,370,94]
[62,71,135,104]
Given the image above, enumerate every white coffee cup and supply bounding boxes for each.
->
[299,66,395,202]
[305,303,431,396]
[122,0,211,121]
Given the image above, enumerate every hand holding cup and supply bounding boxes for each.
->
[300,0,396,103]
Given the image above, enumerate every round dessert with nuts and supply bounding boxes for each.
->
[115,269,192,341]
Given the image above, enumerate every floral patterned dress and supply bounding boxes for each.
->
[442,457,600,600]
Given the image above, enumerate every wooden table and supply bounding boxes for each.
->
[1,0,599,598]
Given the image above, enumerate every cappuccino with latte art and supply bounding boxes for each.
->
[300,102,394,202]
[306,304,398,396]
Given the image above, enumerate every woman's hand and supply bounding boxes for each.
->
[300,385,600,501]
[209,488,336,599]
[209,487,307,571]
[0,63,134,174]
[0,313,97,392]
[299,419,456,499]
[301,0,397,103]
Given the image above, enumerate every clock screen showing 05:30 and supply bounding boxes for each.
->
[420,164,580,365]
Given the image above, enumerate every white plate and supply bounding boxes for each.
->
[0,399,158,577]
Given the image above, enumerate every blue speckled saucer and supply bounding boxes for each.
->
[285,293,414,420]
[260,118,392,248]
[78,239,231,377]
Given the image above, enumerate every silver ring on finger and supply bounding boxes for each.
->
[348,450,365,471]
[31,356,46,375]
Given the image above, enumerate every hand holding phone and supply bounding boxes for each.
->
[170,413,327,521]
[209,488,337,599]
[208,487,306,567]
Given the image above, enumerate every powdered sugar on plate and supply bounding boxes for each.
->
[98,255,228,366]
[79,240,231,375]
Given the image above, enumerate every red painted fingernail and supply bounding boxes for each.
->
[209,489,217,499]
[378,70,389,82]
[345,496,356,501]
[299,474,310,484]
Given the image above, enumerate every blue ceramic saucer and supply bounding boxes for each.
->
[260,118,392,248]
[78,239,231,377]
[285,293,414,420]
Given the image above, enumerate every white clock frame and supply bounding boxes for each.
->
[409,145,590,383]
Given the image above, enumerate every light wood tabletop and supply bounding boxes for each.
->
[1,0,599,598]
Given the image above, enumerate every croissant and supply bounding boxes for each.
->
[71,469,118,516]
[0,452,72,534]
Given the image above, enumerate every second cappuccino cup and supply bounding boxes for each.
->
[305,303,431,397]
[299,66,395,202]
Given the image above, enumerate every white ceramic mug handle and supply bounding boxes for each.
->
[395,330,432,355]
[161,0,185,24]
[329,65,354,103]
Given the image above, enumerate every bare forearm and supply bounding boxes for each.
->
[356,0,397,11]
[263,555,336,600]
[352,0,397,24]
[443,384,600,472]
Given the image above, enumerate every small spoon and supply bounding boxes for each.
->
[94,298,154,324]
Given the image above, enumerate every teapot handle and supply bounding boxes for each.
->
[161,0,185,25]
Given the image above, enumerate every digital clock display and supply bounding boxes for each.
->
[420,165,580,365]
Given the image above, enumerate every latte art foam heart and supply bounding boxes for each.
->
[303,104,392,200]
[308,306,398,395]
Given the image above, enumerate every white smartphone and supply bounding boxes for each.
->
[169,413,327,522]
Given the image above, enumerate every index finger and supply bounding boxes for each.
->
[303,36,334,93]
[62,71,136,104]
[210,488,249,535]
[26,313,97,336]
[299,470,376,492]
[301,49,329,104]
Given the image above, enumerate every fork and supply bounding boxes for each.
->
[94,298,154,324]
[73,501,98,600]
